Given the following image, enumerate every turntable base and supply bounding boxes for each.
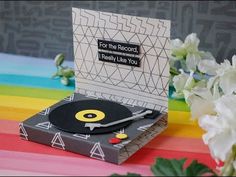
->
[20,93,167,164]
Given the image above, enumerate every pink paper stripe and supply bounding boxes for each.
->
[0,150,153,176]
[0,119,19,135]
[0,169,57,176]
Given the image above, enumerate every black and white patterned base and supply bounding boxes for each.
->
[20,93,167,164]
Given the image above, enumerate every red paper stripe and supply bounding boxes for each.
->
[0,133,216,168]
[1,133,86,159]
[126,148,217,168]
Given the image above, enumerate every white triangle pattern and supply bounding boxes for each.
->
[19,123,28,140]
[51,132,65,150]
[63,94,75,102]
[73,134,90,140]
[137,123,154,132]
[113,140,131,148]
[90,142,105,161]
[38,108,50,116]
[35,122,52,130]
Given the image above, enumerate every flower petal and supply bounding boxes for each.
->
[171,39,186,58]
[198,59,219,75]
[217,60,232,76]
[191,87,213,100]
[200,51,216,61]
[173,73,188,92]
[184,71,195,90]
[186,53,201,71]
[184,33,200,53]
[198,115,236,161]
[208,129,236,161]
[198,115,222,143]
[215,95,236,123]
[172,91,185,99]
[185,94,215,119]
[232,55,236,68]
[207,76,219,90]
[171,38,183,49]
[219,70,236,95]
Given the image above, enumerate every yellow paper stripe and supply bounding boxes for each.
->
[0,106,38,121]
[162,123,204,138]
[168,111,197,125]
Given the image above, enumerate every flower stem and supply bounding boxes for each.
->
[221,145,236,176]
[170,67,180,76]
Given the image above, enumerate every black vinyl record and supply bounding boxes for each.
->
[49,100,133,134]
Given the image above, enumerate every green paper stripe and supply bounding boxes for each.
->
[168,99,190,112]
[0,84,189,112]
[0,84,73,100]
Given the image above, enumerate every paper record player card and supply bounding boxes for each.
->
[72,8,170,112]
[20,8,170,165]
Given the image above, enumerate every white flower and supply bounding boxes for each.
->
[172,70,207,101]
[217,56,236,95]
[198,95,236,162]
[200,55,236,95]
[186,51,216,72]
[170,39,186,59]
[198,60,220,76]
[183,33,200,53]
[170,33,216,72]
[170,33,199,61]
[172,70,196,99]
[219,68,236,95]
[186,52,201,71]
[184,86,217,119]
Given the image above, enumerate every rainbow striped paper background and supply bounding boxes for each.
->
[0,53,216,176]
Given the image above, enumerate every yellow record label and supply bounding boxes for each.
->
[75,109,105,122]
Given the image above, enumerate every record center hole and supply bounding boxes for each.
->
[84,113,97,118]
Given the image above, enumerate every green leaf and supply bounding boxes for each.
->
[170,67,181,76]
[185,160,217,176]
[151,158,186,176]
[57,67,64,76]
[151,158,216,177]
[110,173,141,176]
[60,77,69,86]
[54,53,65,66]
[51,72,59,79]
[62,68,74,78]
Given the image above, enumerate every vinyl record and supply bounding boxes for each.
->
[49,100,133,134]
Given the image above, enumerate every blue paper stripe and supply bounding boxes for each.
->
[0,74,75,90]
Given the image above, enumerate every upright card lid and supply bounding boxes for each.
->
[72,8,170,112]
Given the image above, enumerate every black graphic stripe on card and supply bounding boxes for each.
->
[98,39,140,55]
[98,51,140,67]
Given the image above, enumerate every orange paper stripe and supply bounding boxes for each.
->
[0,106,38,121]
